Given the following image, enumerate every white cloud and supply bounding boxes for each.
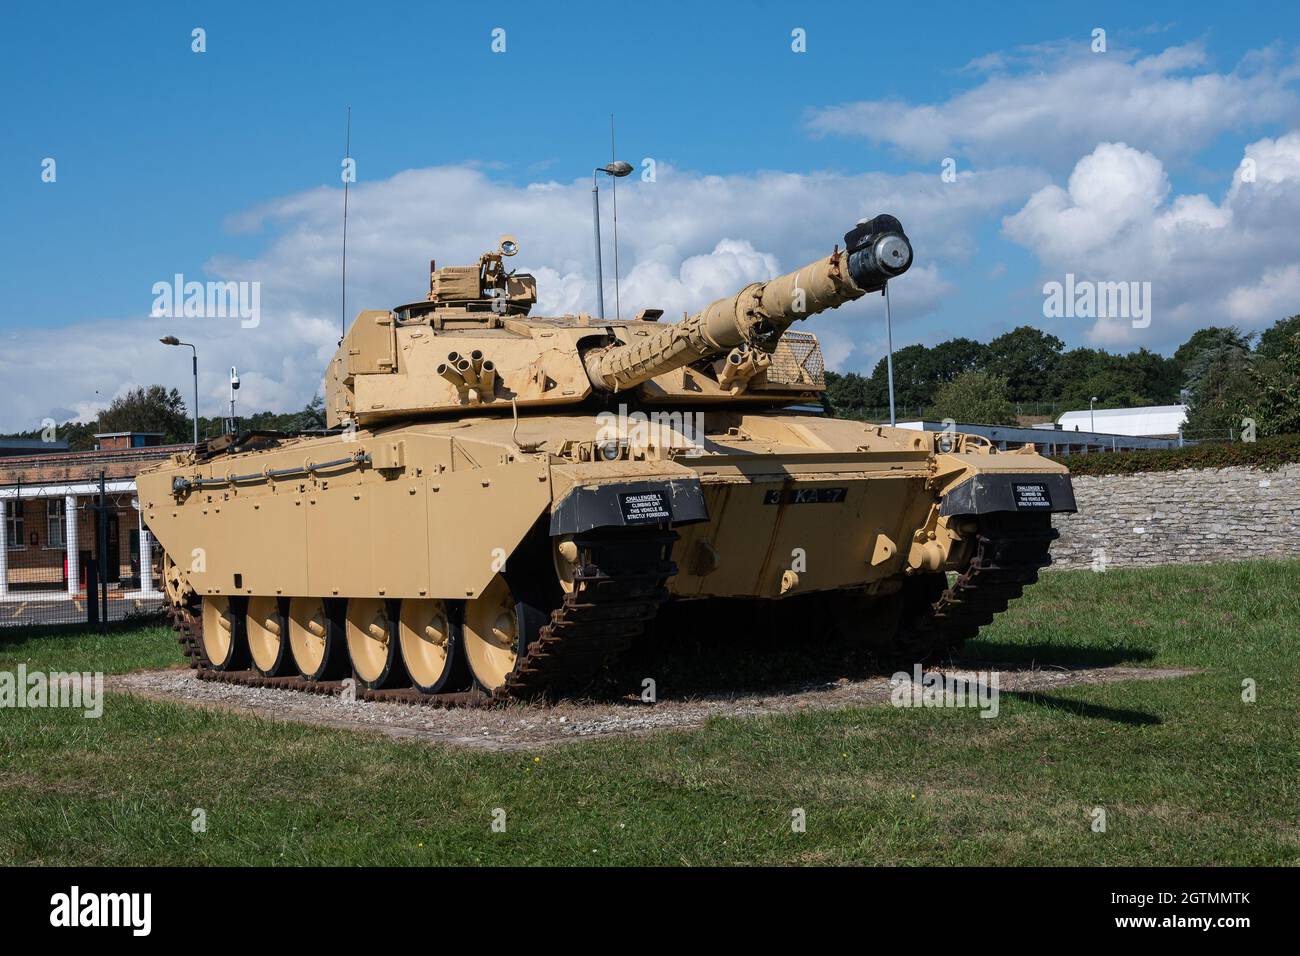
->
[616,240,780,321]
[1002,133,1300,348]
[807,42,1300,169]
[0,163,1042,431]
[1003,142,1170,260]
[1225,264,1300,323]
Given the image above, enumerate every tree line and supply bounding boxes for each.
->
[2,388,327,452]
[822,315,1300,438]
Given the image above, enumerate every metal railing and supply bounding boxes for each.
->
[0,470,165,630]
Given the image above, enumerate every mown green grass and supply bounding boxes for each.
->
[0,561,1296,866]
[0,619,176,676]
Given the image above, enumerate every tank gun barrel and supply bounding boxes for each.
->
[584,214,912,392]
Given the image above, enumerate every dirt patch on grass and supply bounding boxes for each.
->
[107,662,1198,753]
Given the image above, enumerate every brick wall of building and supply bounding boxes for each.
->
[0,445,183,486]
[0,442,182,593]
[4,497,147,587]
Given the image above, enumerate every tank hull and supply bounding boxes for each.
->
[139,411,1074,699]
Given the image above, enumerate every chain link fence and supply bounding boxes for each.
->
[0,473,165,630]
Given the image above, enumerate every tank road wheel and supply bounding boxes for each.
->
[345,598,408,690]
[398,599,468,694]
[246,596,295,677]
[463,574,546,692]
[288,596,348,681]
[161,553,193,606]
[200,595,250,671]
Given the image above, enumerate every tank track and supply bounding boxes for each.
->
[171,603,489,706]
[167,526,678,706]
[891,512,1058,664]
[496,528,677,700]
[165,514,1053,705]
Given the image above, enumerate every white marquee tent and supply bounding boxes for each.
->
[1056,405,1188,437]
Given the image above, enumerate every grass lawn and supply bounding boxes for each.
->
[0,561,1296,866]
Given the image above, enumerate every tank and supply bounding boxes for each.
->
[137,214,1077,701]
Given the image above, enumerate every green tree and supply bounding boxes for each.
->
[204,394,331,438]
[1053,347,1111,402]
[864,343,931,410]
[1058,369,1149,411]
[1182,346,1256,440]
[291,394,328,432]
[1118,347,1182,404]
[1053,347,1180,410]
[1173,326,1252,374]
[1257,314,1300,360]
[926,370,1018,426]
[97,385,190,443]
[985,327,1064,402]
[922,338,988,385]
[859,338,992,415]
[1178,326,1255,439]
[1251,331,1300,436]
[822,370,870,416]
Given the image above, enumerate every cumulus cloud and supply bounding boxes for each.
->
[1224,264,1300,323]
[616,240,780,321]
[0,163,1042,431]
[1003,142,1171,261]
[807,42,1300,169]
[1002,132,1300,347]
[0,310,338,432]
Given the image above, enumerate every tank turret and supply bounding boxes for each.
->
[324,216,911,425]
[584,215,912,392]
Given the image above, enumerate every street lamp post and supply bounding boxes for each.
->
[160,336,199,444]
[229,367,240,434]
[1090,396,1098,433]
[591,161,633,320]
[884,283,897,426]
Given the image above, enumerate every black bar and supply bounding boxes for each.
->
[0,867,1286,940]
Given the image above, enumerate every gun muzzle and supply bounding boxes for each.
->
[843,214,912,294]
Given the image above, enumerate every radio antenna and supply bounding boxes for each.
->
[340,105,352,341]
[610,113,622,321]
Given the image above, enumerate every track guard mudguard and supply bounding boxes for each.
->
[939,472,1078,517]
[549,478,709,535]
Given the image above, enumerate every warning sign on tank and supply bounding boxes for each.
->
[619,490,673,524]
[1012,482,1053,509]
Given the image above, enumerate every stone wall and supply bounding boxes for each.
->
[1050,463,1300,569]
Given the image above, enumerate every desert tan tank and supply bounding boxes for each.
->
[138,214,1076,702]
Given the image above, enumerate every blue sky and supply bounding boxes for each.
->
[2,1,1299,428]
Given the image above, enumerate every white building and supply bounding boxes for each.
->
[1056,405,1187,438]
